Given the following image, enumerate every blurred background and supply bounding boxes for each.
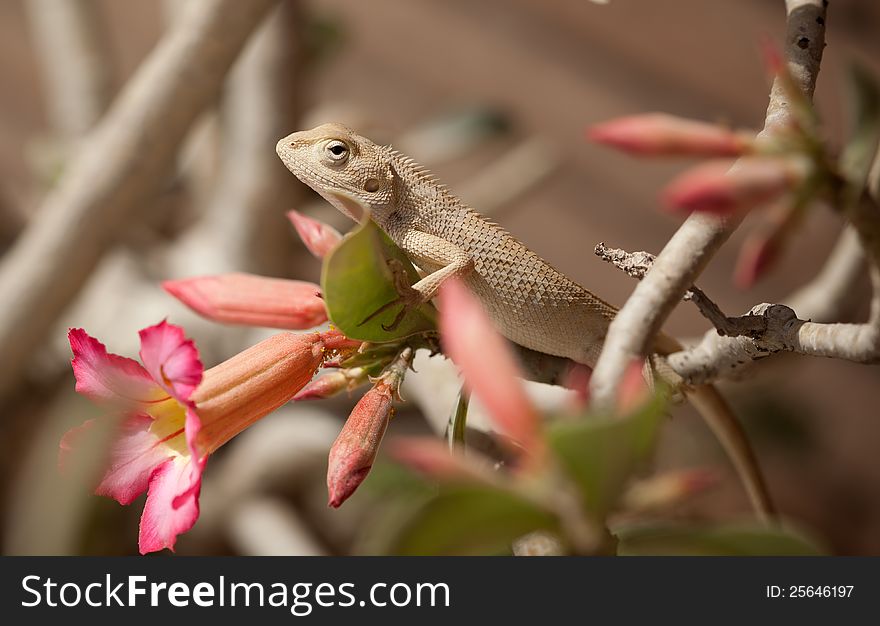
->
[1,0,879,556]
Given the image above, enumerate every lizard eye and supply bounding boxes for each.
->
[324,140,349,163]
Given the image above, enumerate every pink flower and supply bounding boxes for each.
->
[662,158,804,215]
[287,210,343,259]
[63,322,358,553]
[438,279,544,464]
[64,322,203,554]
[588,113,752,157]
[163,273,327,330]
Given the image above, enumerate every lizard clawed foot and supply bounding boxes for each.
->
[358,291,421,331]
[358,259,424,332]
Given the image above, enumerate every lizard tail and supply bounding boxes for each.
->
[684,383,776,523]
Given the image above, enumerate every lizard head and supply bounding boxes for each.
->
[276,123,395,223]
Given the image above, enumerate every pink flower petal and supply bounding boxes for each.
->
[68,329,165,405]
[163,273,327,330]
[178,407,206,501]
[438,279,544,461]
[138,321,203,403]
[287,210,343,259]
[138,456,201,554]
[95,414,174,505]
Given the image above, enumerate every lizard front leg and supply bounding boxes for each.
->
[362,230,474,331]
[402,230,474,302]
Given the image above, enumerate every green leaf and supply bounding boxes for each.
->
[615,522,824,556]
[546,394,666,520]
[321,218,436,342]
[446,386,470,451]
[381,485,559,556]
[840,63,880,203]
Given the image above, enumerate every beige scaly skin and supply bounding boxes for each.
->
[277,123,774,520]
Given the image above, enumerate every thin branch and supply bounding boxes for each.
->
[598,228,880,385]
[595,242,767,337]
[667,278,880,385]
[783,225,866,322]
[0,0,278,401]
[590,0,828,406]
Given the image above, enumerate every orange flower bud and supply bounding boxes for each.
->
[193,331,356,454]
[326,379,394,508]
[326,349,411,507]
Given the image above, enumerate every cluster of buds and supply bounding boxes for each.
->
[588,51,826,289]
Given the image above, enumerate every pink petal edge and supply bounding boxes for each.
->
[138,456,202,554]
[138,320,203,403]
[94,413,175,506]
[69,328,164,405]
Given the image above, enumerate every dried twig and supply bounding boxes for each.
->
[598,229,880,385]
[595,242,767,337]
[590,0,828,406]
[0,0,278,400]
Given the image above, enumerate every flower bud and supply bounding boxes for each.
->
[589,113,752,157]
[438,280,544,462]
[193,331,357,454]
[327,380,394,508]
[662,157,804,215]
[163,273,326,330]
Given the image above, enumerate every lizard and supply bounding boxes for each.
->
[276,122,774,521]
